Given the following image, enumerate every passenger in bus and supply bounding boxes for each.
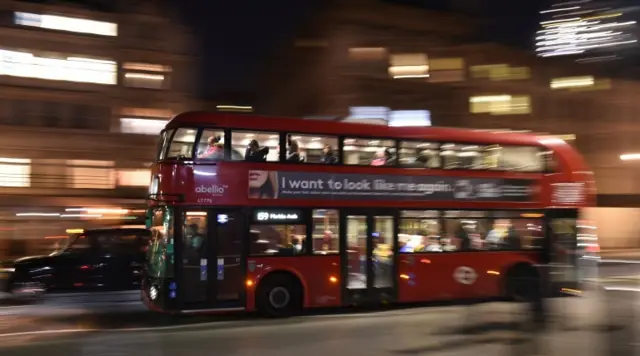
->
[506,225,521,250]
[245,139,269,162]
[456,225,472,251]
[320,145,338,164]
[198,136,224,160]
[371,148,394,166]
[286,135,302,162]
[290,236,304,253]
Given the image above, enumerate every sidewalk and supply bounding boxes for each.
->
[599,249,640,259]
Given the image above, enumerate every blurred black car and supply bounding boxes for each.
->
[0,227,151,300]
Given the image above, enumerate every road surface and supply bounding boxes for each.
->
[0,298,619,356]
[0,260,636,355]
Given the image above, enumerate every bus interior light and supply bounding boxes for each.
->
[521,213,543,218]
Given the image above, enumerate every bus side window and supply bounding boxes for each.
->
[442,143,490,170]
[166,128,197,160]
[286,134,339,164]
[157,129,174,161]
[343,137,396,166]
[398,141,440,168]
[497,146,544,172]
[231,130,279,162]
[196,129,226,161]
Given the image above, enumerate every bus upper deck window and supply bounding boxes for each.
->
[166,128,197,160]
[343,138,396,166]
[231,131,279,162]
[157,129,173,161]
[196,129,226,161]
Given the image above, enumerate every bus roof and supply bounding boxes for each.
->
[168,112,538,145]
[166,111,590,173]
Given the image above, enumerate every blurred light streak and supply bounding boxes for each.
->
[620,153,640,161]
[550,76,595,89]
[216,105,252,112]
[536,2,638,58]
[541,6,581,14]
[15,213,59,217]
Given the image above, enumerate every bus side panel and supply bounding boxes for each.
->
[245,256,341,311]
[398,252,539,302]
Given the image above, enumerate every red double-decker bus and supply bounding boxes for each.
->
[143,111,596,316]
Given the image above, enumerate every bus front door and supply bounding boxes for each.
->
[179,209,245,311]
[343,211,397,305]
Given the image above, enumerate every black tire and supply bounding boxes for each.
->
[505,264,539,301]
[256,273,302,318]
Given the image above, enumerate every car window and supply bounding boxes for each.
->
[94,230,147,253]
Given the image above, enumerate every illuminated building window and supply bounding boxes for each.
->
[120,118,169,135]
[14,12,118,37]
[344,107,431,126]
[348,47,388,61]
[0,158,30,187]
[429,58,464,70]
[389,53,429,79]
[117,169,151,187]
[122,62,171,89]
[429,57,465,83]
[470,95,531,115]
[550,76,595,89]
[120,108,173,118]
[470,64,530,81]
[0,49,116,85]
[67,160,115,189]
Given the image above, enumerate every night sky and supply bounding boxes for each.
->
[173,0,550,99]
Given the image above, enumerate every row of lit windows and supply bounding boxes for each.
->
[0,159,150,188]
[350,48,606,89]
[158,128,554,172]
[0,49,169,88]
[181,209,545,259]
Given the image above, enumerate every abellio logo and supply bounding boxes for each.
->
[195,184,227,196]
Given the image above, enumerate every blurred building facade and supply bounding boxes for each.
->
[0,0,201,257]
[256,0,640,248]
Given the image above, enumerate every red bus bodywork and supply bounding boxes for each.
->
[145,112,595,314]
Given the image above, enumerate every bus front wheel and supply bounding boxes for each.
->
[256,273,303,318]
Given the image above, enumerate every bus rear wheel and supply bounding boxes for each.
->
[256,273,302,318]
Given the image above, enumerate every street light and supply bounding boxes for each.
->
[621,153,640,161]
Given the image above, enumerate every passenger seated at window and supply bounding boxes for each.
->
[286,135,302,162]
[371,148,394,166]
[289,236,304,253]
[321,144,338,164]
[245,139,269,162]
[198,136,224,160]
[505,226,521,250]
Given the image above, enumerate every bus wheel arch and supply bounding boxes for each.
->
[504,262,539,301]
[255,270,304,318]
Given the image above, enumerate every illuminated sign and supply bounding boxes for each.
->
[252,209,303,223]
